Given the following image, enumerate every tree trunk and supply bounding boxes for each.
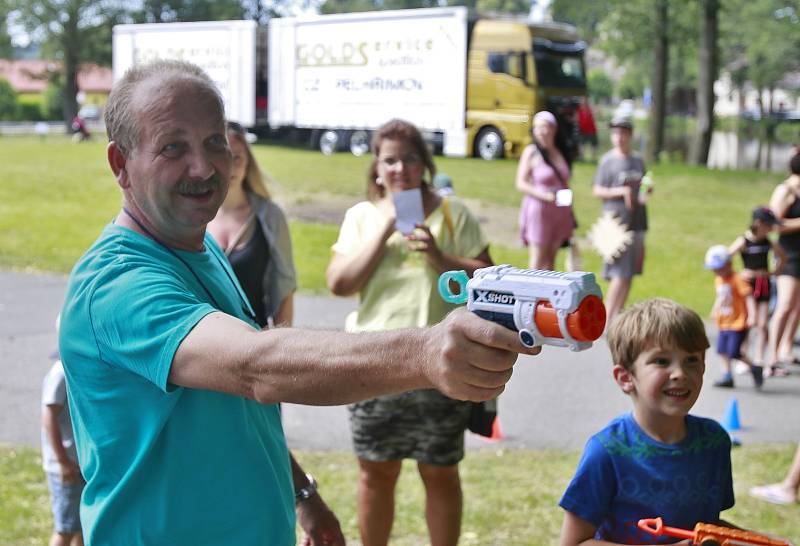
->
[647,0,668,163]
[691,0,718,166]
[61,3,81,130]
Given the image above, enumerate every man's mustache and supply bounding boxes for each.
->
[176,173,225,194]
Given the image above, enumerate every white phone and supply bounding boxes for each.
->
[555,189,573,207]
[392,188,425,235]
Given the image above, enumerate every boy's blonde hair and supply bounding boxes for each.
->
[608,298,709,371]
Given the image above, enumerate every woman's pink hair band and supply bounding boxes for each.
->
[533,111,557,126]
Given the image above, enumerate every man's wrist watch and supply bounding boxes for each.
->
[295,473,318,503]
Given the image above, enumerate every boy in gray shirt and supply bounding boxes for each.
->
[592,114,653,325]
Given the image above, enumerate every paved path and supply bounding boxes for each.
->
[2,271,798,452]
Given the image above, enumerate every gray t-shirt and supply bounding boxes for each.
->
[593,150,648,231]
[41,360,77,473]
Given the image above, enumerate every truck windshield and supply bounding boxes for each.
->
[533,39,586,88]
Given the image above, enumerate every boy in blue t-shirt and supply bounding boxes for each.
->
[559,298,734,545]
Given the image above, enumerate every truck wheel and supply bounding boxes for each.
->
[475,127,504,160]
[349,130,371,156]
[319,130,340,155]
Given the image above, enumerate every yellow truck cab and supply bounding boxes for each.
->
[467,17,587,159]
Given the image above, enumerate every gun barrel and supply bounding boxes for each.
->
[534,295,605,342]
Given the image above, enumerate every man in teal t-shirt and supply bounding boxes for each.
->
[62,227,297,544]
[59,59,535,545]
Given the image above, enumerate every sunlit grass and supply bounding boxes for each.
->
[3,444,797,545]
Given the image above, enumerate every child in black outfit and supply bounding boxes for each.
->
[728,206,785,371]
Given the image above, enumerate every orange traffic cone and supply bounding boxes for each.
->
[488,416,504,442]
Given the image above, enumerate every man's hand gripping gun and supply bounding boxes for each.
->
[438,265,607,351]
[638,517,793,546]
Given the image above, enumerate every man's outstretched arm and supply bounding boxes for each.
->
[170,307,539,405]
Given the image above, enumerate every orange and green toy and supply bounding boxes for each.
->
[637,517,792,546]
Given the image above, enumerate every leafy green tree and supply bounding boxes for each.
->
[471,0,528,14]
[736,0,800,116]
[551,0,613,44]
[0,78,18,120]
[0,7,13,58]
[14,0,125,128]
[587,68,613,104]
[41,79,64,120]
[321,0,528,14]
[691,0,719,165]
[319,0,381,14]
[136,0,244,23]
[616,67,645,100]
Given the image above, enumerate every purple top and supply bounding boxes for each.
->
[519,153,574,247]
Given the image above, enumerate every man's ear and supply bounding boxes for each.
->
[107,141,129,188]
[613,364,635,394]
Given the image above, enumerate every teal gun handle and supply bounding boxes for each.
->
[438,270,469,304]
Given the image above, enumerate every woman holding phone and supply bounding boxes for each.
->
[326,119,491,546]
[516,110,575,271]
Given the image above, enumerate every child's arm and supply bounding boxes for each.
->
[42,404,81,483]
[560,511,690,546]
[710,295,721,320]
[728,236,745,257]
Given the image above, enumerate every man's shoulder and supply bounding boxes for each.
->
[67,225,173,300]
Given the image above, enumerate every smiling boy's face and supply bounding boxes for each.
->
[614,344,706,427]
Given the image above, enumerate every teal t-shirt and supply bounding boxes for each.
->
[59,224,295,545]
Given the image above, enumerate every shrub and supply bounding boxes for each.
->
[587,69,613,104]
[0,78,18,120]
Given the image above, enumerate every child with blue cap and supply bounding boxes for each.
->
[704,244,763,388]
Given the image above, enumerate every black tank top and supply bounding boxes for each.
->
[779,191,800,252]
[229,220,270,328]
[740,236,770,270]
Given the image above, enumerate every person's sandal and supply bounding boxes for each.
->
[749,484,797,505]
[765,364,791,378]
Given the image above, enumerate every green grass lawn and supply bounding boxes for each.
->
[2,444,797,545]
[0,136,785,315]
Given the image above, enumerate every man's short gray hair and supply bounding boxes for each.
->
[104,59,224,155]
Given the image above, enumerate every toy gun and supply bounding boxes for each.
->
[438,265,606,351]
[638,517,792,546]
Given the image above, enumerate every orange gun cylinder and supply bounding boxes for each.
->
[638,517,791,546]
[533,294,606,342]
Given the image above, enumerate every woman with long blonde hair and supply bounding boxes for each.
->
[207,121,295,327]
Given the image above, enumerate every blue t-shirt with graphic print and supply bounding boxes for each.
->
[59,224,294,546]
[559,413,734,544]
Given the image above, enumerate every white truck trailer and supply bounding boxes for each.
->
[112,9,587,159]
[112,20,268,128]
[268,7,469,157]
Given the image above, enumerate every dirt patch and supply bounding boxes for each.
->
[274,189,523,248]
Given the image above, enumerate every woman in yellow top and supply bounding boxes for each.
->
[327,119,491,546]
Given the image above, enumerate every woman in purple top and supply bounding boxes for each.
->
[516,110,575,270]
